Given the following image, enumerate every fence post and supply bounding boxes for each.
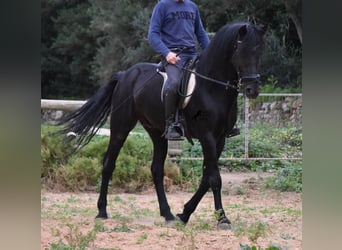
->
[244,97,249,159]
[168,141,183,157]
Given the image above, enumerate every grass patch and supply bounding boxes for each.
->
[233,214,270,243]
[239,244,282,250]
[263,161,302,192]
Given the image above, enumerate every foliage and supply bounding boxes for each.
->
[89,0,156,82]
[261,75,301,93]
[240,244,282,250]
[111,133,153,189]
[205,123,301,172]
[55,157,102,191]
[41,125,75,182]
[198,0,302,89]
[263,161,302,192]
[233,215,270,243]
[41,125,154,191]
[262,29,302,89]
[47,220,106,250]
[41,122,302,192]
[41,0,99,99]
[41,0,302,99]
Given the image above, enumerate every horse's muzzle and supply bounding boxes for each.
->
[239,74,261,99]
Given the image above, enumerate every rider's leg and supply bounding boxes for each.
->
[163,63,184,140]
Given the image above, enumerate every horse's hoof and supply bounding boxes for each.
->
[217,222,232,230]
[175,214,188,225]
[95,213,108,219]
[174,215,185,225]
[165,220,177,228]
[165,216,185,228]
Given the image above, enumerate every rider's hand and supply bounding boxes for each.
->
[166,52,180,65]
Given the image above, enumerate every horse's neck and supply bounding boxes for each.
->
[194,55,238,103]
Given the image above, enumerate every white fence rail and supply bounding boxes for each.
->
[41,99,86,111]
[41,93,302,161]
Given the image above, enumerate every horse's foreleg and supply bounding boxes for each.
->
[176,170,210,224]
[202,163,231,229]
[176,136,215,224]
[210,169,231,229]
[212,137,231,229]
[176,166,228,226]
[149,132,175,221]
[177,136,231,229]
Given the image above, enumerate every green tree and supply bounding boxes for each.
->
[197,0,301,89]
[89,0,155,83]
[41,0,99,99]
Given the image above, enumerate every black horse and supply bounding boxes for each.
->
[58,22,266,229]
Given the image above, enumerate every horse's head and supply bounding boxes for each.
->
[231,24,267,99]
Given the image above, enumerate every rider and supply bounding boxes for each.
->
[148,0,209,140]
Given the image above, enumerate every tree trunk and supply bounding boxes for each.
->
[285,0,302,44]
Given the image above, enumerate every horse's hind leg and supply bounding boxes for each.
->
[96,120,137,219]
[147,129,175,221]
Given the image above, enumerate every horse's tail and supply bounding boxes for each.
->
[57,72,123,148]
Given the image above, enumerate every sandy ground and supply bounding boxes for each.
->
[41,172,302,250]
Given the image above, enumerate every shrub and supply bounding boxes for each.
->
[263,161,302,192]
[55,157,102,191]
[41,125,154,191]
[41,125,75,184]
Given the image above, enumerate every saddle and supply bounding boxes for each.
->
[157,56,199,109]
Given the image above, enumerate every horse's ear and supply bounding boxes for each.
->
[238,25,248,41]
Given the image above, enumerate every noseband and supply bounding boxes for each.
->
[237,73,261,92]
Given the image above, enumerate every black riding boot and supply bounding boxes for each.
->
[164,91,184,140]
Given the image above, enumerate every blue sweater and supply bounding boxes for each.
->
[148,0,209,57]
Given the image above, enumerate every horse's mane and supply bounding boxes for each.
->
[197,22,264,78]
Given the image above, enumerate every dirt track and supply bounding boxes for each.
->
[41,172,302,249]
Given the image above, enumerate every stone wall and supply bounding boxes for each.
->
[41,110,65,124]
[248,96,302,127]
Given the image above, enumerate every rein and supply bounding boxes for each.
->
[182,67,240,91]
[182,67,261,92]
[172,46,261,93]
[173,47,240,91]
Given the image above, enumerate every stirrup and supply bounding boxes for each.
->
[165,123,184,141]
